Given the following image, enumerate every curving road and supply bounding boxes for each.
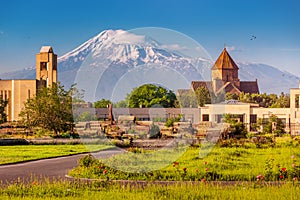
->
[0,148,124,185]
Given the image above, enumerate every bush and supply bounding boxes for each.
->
[165,115,182,127]
[231,122,248,137]
[223,114,247,138]
[149,124,161,138]
[51,131,79,139]
[79,154,95,167]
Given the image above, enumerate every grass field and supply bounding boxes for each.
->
[0,144,113,165]
[0,180,299,200]
[69,139,300,181]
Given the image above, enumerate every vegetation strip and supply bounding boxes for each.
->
[0,144,113,165]
[0,179,299,200]
[69,140,300,181]
[65,175,299,187]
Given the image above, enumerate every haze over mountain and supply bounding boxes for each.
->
[1,29,299,101]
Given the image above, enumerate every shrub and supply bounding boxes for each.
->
[149,124,161,138]
[79,154,95,167]
[165,115,182,127]
[223,114,247,138]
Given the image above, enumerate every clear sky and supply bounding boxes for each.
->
[0,0,299,76]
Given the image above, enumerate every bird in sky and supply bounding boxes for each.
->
[250,35,257,40]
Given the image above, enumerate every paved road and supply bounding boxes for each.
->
[0,148,124,185]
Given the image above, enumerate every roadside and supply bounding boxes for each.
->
[0,148,124,185]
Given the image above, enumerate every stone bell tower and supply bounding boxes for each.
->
[211,48,240,92]
[36,46,57,89]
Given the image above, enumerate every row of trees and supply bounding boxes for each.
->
[94,84,177,108]
[227,92,290,108]
[0,82,291,136]
[92,85,292,109]
[178,87,291,108]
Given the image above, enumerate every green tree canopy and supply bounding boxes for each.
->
[127,84,177,108]
[176,90,197,108]
[94,99,112,108]
[225,92,290,108]
[0,97,8,124]
[258,114,286,136]
[223,114,247,137]
[19,83,75,135]
[114,100,128,108]
[195,86,212,107]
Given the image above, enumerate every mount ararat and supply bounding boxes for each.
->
[1,29,299,101]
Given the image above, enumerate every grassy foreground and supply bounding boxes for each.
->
[0,180,299,200]
[70,143,300,181]
[0,144,112,165]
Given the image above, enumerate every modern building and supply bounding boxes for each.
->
[88,92,299,134]
[0,46,57,121]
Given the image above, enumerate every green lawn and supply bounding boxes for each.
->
[0,181,299,200]
[69,140,300,181]
[0,144,113,165]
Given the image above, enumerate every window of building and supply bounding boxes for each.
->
[250,114,257,124]
[202,114,209,121]
[41,62,47,71]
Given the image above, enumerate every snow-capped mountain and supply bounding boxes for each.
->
[0,29,299,101]
[53,29,210,101]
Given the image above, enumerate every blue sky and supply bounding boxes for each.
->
[0,0,300,75]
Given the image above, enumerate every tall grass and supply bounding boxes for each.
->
[69,144,300,181]
[0,180,299,200]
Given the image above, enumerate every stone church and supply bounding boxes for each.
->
[191,48,259,94]
[0,46,57,121]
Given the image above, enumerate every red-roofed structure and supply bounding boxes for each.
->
[191,48,259,94]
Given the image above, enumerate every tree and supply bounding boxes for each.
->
[74,111,97,122]
[223,114,247,138]
[262,114,285,136]
[114,100,128,108]
[127,84,177,108]
[19,83,75,135]
[237,92,290,108]
[94,99,112,108]
[0,97,8,124]
[195,86,211,107]
[225,92,239,100]
[176,90,197,108]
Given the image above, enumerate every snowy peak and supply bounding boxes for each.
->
[1,29,299,97]
[59,29,189,69]
[58,29,159,62]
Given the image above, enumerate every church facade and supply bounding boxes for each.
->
[0,46,57,121]
[191,48,259,94]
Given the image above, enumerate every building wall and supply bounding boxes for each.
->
[0,79,36,121]
[0,80,12,121]
[290,88,300,122]
[36,50,57,88]
[0,46,57,122]
[199,103,291,132]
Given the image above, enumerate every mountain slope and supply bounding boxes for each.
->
[238,62,299,94]
[0,29,299,100]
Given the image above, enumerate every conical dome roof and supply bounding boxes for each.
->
[211,48,239,70]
